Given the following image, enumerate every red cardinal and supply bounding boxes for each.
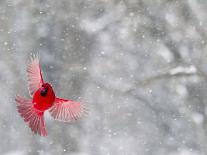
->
[15,54,87,136]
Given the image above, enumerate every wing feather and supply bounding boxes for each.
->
[27,54,44,96]
[49,97,88,122]
[15,95,47,136]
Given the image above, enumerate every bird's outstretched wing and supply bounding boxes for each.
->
[49,97,88,122]
[27,54,44,96]
[15,95,47,136]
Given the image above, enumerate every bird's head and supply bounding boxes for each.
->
[40,83,52,97]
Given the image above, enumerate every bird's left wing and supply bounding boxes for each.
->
[49,97,87,122]
[27,54,44,96]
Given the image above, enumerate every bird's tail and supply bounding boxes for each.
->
[15,95,47,136]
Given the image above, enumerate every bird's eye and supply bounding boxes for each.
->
[40,87,48,97]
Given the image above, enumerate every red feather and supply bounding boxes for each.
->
[49,97,88,122]
[27,54,44,96]
[15,95,47,136]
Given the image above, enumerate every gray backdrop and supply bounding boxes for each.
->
[0,0,207,155]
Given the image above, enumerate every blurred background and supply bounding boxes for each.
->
[1,0,207,155]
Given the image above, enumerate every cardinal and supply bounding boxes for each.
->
[15,54,87,136]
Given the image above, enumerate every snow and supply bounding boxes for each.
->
[169,66,197,75]
[0,0,207,155]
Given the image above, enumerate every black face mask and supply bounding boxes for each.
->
[40,87,48,97]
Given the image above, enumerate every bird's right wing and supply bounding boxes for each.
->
[27,54,44,96]
[49,97,88,122]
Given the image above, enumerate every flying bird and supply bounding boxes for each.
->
[15,54,87,136]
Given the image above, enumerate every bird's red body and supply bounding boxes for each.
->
[33,83,55,111]
[15,54,87,136]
